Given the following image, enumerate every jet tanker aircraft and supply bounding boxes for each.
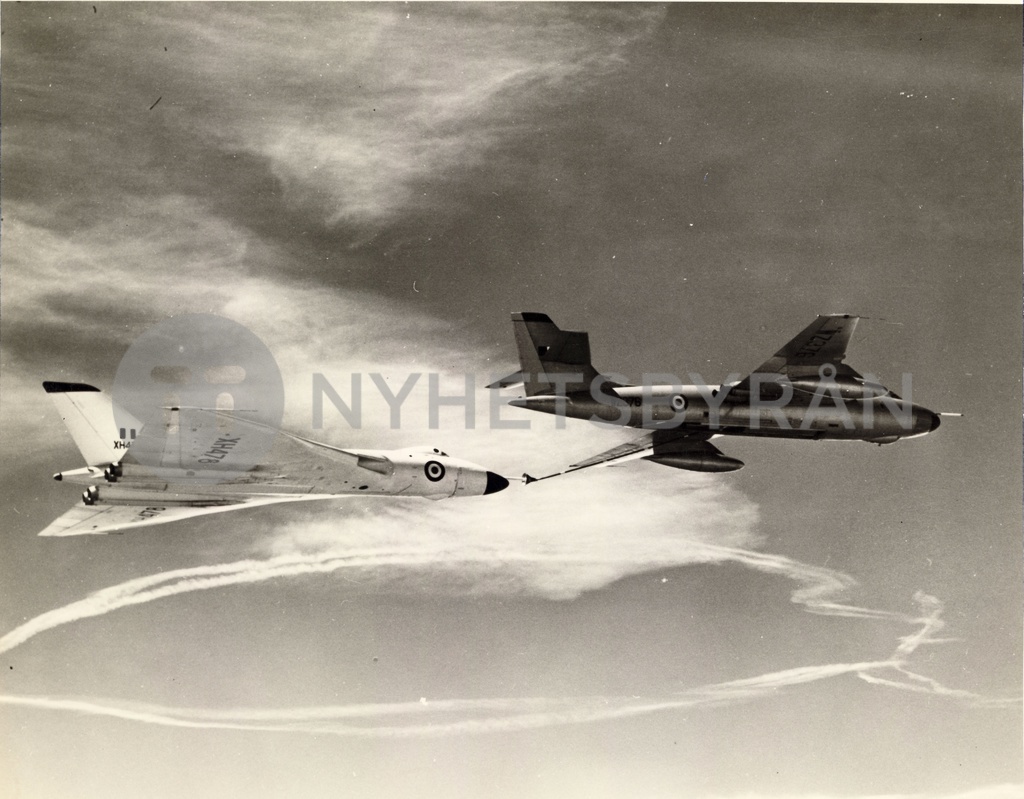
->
[489,313,952,479]
[40,381,509,536]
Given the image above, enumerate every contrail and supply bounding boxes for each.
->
[0,541,916,655]
[1,666,885,737]
[0,658,941,738]
[0,547,446,654]
[1,604,1010,738]
[1,540,1018,736]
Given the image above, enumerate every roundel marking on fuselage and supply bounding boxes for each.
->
[424,461,446,482]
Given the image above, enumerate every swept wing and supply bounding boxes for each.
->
[527,429,741,482]
[732,314,862,392]
[37,495,332,537]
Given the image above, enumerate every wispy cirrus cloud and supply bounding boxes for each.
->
[179,4,666,229]
[4,4,665,234]
[0,188,646,474]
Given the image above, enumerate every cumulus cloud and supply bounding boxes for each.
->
[257,469,758,598]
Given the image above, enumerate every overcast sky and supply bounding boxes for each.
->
[1,4,1021,799]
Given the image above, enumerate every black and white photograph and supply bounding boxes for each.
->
[1,3,1021,798]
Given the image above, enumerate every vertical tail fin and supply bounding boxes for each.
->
[43,382,141,466]
[509,312,601,397]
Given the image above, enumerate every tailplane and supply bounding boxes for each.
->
[489,312,602,397]
[43,382,141,467]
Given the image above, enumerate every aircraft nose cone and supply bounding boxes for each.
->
[483,471,510,495]
[929,412,942,432]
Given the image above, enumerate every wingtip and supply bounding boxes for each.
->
[43,381,101,393]
[485,371,525,390]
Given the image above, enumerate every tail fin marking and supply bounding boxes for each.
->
[43,382,141,466]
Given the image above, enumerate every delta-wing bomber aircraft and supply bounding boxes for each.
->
[39,381,509,536]
[489,313,956,480]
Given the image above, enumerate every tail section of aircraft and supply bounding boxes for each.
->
[493,312,602,397]
[43,382,141,467]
